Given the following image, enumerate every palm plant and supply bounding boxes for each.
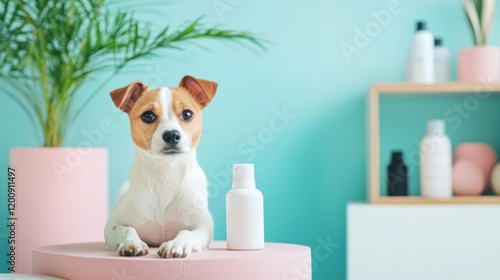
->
[0,0,262,147]
[463,0,496,45]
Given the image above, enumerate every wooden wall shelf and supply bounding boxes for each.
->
[368,82,500,204]
[371,196,500,204]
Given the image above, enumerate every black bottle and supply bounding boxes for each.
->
[387,151,408,196]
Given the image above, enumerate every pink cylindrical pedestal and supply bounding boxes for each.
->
[32,241,312,280]
[458,46,500,82]
[10,148,108,273]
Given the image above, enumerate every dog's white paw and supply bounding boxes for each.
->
[118,239,149,256]
[157,240,195,258]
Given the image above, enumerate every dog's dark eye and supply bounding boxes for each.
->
[141,111,156,124]
[181,110,193,121]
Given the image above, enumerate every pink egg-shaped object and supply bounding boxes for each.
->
[454,143,497,190]
[453,159,485,196]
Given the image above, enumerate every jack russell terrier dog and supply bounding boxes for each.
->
[104,75,217,258]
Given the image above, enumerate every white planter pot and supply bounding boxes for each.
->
[9,148,108,273]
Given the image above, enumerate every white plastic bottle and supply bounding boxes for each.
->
[420,120,452,198]
[434,38,450,82]
[409,21,434,83]
[226,164,264,250]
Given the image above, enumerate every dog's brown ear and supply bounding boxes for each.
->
[179,75,217,108]
[110,82,148,113]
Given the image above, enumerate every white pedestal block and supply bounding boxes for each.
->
[348,203,500,280]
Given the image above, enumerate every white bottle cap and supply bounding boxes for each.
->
[427,119,445,136]
[232,164,256,189]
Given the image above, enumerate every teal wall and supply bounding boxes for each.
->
[1,0,500,279]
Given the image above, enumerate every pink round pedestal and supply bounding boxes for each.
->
[32,241,311,280]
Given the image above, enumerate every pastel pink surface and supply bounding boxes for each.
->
[453,143,497,190]
[10,148,108,274]
[458,46,500,82]
[453,159,484,196]
[32,241,312,280]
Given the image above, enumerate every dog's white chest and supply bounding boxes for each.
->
[135,219,185,246]
[121,163,208,246]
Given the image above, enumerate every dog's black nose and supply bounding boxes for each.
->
[162,130,181,145]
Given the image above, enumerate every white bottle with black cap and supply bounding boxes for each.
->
[420,120,452,198]
[226,164,264,250]
[409,21,434,83]
[434,37,450,82]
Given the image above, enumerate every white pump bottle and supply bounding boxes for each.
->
[226,164,264,250]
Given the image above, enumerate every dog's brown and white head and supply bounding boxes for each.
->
[110,75,217,156]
